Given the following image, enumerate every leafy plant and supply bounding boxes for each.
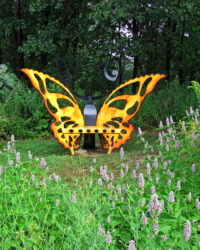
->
[0,106,199,248]
[187,81,200,104]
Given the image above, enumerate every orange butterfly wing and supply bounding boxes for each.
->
[21,69,84,155]
[96,74,165,153]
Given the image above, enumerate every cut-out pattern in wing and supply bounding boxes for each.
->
[96,74,165,153]
[21,69,84,155]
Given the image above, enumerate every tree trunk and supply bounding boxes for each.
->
[0,46,2,64]
[178,18,185,85]
[132,55,139,93]
[17,0,24,69]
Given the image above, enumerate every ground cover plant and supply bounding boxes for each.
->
[0,107,199,249]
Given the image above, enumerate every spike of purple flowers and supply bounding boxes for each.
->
[120,147,124,159]
[120,169,125,178]
[183,221,191,241]
[139,173,145,188]
[16,152,20,162]
[40,158,47,168]
[128,240,137,250]
[169,191,175,203]
[106,231,112,244]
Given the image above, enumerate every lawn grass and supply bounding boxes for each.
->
[0,129,158,190]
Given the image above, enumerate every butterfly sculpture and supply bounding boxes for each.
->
[21,68,165,155]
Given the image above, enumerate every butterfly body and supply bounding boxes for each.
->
[21,68,165,155]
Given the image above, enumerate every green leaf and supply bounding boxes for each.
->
[159,224,171,234]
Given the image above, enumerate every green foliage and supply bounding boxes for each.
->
[0,107,199,248]
[187,81,200,104]
[0,64,18,101]
[0,68,51,139]
[132,76,198,128]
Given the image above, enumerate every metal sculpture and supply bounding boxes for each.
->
[21,60,165,155]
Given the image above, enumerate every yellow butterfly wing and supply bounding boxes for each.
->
[96,74,165,153]
[21,69,84,155]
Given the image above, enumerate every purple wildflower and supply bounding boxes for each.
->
[28,151,32,160]
[153,158,158,169]
[110,172,114,180]
[40,158,47,168]
[9,160,14,165]
[141,199,146,207]
[146,162,151,175]
[89,166,93,173]
[182,121,186,132]
[153,219,159,235]
[128,240,136,250]
[174,141,180,150]
[106,231,112,244]
[98,178,103,187]
[138,173,145,188]
[196,198,200,209]
[166,144,169,152]
[157,200,164,216]
[16,152,20,162]
[120,169,125,178]
[93,158,96,163]
[156,173,159,184]
[183,221,191,241]
[195,115,198,125]
[31,174,35,182]
[98,224,105,237]
[118,187,122,195]
[11,134,15,142]
[168,128,172,135]
[107,215,111,223]
[132,170,136,179]
[170,116,173,123]
[191,164,195,173]
[190,106,194,115]
[56,199,59,207]
[171,172,175,178]
[166,117,170,127]
[150,193,159,211]
[176,181,181,190]
[125,164,129,173]
[72,191,77,204]
[188,192,192,201]
[159,121,163,129]
[169,191,175,203]
[167,169,171,175]
[161,235,167,242]
[136,161,140,170]
[186,110,189,116]
[151,186,156,194]
[138,127,142,135]
[120,147,124,159]
[142,212,148,225]
[53,174,60,182]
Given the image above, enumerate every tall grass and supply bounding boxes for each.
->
[0,107,199,249]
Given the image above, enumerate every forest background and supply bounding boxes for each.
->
[0,0,199,140]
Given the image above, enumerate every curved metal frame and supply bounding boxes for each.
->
[56,57,121,102]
